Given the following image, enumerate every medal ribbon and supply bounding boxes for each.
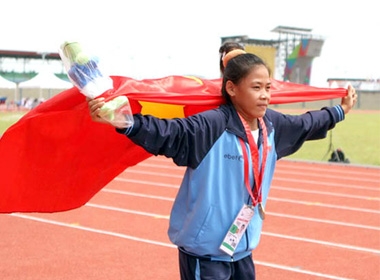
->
[238,115,268,206]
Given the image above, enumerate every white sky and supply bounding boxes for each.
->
[1,0,379,86]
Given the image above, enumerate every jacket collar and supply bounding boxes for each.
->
[220,104,273,143]
[220,104,248,141]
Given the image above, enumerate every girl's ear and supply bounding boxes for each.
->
[226,80,236,97]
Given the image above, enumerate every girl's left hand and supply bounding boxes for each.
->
[340,84,357,114]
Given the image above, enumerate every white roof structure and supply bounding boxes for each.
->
[19,71,73,89]
[0,75,16,88]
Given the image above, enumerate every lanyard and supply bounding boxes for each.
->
[238,115,268,206]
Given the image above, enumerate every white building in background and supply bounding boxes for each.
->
[328,78,380,92]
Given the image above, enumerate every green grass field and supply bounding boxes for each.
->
[1,110,379,166]
[283,110,380,166]
[0,111,25,132]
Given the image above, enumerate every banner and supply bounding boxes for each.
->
[0,75,347,213]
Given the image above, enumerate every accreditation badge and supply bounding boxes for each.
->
[219,204,255,256]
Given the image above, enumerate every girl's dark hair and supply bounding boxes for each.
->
[219,42,244,75]
[221,53,271,104]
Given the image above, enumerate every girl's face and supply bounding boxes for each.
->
[227,65,271,122]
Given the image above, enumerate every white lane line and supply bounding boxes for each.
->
[103,189,175,200]
[273,177,379,191]
[116,172,380,192]
[123,170,183,179]
[268,212,380,231]
[254,260,354,280]
[262,231,380,254]
[274,169,380,183]
[90,196,380,231]
[83,202,380,255]
[114,178,179,189]
[93,193,380,230]
[277,160,380,173]
[86,203,170,219]
[10,213,175,248]
[124,166,379,191]
[8,213,356,280]
[274,185,380,200]
[270,197,380,214]
[125,163,185,172]
[136,160,380,182]
[101,190,380,230]
[104,186,380,214]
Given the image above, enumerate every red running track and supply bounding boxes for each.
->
[1,157,379,280]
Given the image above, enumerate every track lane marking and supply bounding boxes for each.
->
[83,202,380,254]
[10,213,175,248]
[107,181,380,210]
[254,261,354,280]
[273,186,380,200]
[137,159,380,180]
[8,213,356,280]
[97,190,380,230]
[119,170,380,191]
[270,197,380,214]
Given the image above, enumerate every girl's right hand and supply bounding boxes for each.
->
[87,97,109,124]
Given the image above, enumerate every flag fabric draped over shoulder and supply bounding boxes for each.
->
[0,75,347,213]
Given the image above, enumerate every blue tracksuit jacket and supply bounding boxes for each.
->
[117,104,345,261]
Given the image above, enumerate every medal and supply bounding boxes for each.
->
[258,203,266,220]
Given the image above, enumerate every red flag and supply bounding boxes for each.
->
[0,76,347,213]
